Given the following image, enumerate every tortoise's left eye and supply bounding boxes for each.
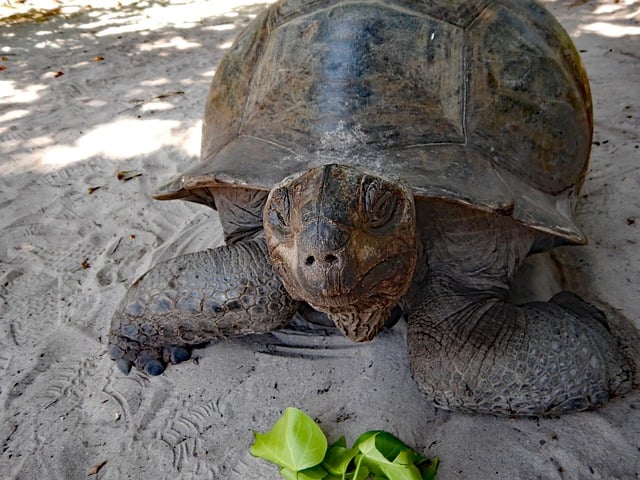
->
[363,179,397,230]
[267,188,291,231]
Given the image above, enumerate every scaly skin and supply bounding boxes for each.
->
[407,203,636,415]
[408,269,634,415]
[108,238,299,375]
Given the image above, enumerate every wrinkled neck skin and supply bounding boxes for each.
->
[415,200,536,297]
[264,164,419,342]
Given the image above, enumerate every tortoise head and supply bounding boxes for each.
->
[264,164,418,341]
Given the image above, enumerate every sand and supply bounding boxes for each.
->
[0,0,638,478]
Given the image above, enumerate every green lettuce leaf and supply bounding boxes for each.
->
[251,407,328,472]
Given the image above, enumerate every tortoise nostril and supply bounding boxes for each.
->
[325,254,338,264]
[305,254,338,266]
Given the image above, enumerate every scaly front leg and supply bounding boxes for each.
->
[407,268,637,416]
[108,238,299,375]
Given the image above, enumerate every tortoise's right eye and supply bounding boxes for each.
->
[362,178,398,231]
[267,188,291,231]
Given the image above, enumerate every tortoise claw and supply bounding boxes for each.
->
[108,333,168,375]
[108,333,194,376]
[144,360,165,376]
[116,359,132,375]
[164,345,191,364]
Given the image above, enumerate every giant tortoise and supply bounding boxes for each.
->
[108,0,638,415]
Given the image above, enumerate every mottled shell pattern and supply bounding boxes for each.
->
[156,0,592,246]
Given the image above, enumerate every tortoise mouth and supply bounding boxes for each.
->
[309,291,396,312]
[286,250,415,314]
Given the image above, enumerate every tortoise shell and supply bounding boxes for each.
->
[156,0,592,245]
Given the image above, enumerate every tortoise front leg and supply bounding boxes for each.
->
[108,238,299,375]
[407,269,637,416]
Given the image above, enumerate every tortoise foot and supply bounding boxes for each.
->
[408,273,637,415]
[108,333,193,376]
[107,239,299,375]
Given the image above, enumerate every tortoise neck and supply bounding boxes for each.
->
[417,200,536,288]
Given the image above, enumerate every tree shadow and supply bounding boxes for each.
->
[0,0,272,190]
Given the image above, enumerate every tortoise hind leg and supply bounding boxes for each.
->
[407,271,637,415]
[108,238,299,375]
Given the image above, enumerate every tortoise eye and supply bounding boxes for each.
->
[267,188,291,230]
[364,180,397,229]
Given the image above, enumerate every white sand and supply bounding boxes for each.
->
[0,1,638,478]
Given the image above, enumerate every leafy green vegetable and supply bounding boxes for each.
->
[354,433,424,480]
[250,407,439,480]
[280,465,328,480]
[322,436,358,477]
[419,457,439,480]
[251,407,328,472]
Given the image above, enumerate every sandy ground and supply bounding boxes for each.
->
[0,0,638,478]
